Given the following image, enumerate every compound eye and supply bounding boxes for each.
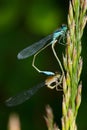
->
[50,81,56,88]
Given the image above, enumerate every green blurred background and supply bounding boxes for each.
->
[0,0,87,130]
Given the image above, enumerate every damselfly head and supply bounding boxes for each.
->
[61,24,67,32]
[45,73,62,90]
[53,24,67,39]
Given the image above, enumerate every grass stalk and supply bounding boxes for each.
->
[62,0,87,130]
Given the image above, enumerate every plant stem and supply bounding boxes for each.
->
[62,0,87,130]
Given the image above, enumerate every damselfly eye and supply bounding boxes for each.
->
[50,81,56,87]
[61,24,67,31]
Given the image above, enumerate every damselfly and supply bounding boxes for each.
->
[5,72,62,107]
[17,24,67,76]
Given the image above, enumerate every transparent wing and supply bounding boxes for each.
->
[17,34,53,59]
[5,82,45,107]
